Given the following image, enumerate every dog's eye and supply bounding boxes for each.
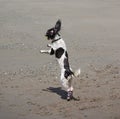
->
[50,30,54,33]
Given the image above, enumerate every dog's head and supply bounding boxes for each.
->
[45,20,61,40]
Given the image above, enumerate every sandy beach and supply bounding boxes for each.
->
[0,0,120,119]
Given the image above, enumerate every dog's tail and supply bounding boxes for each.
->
[73,68,81,78]
[67,68,81,80]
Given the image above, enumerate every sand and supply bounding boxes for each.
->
[0,0,120,119]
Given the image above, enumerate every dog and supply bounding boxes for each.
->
[40,20,80,101]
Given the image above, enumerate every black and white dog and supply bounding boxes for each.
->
[40,20,80,101]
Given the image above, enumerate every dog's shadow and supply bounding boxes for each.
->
[42,87,80,101]
[42,87,67,100]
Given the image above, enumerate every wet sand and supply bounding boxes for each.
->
[0,0,120,119]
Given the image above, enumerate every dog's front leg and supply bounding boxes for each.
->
[40,43,54,55]
[40,49,51,54]
[40,44,52,53]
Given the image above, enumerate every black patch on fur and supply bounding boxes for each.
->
[65,51,68,58]
[64,58,74,79]
[64,58,69,70]
[45,20,61,40]
[45,28,56,40]
[64,70,73,79]
[55,20,61,33]
[50,48,54,55]
[55,47,64,58]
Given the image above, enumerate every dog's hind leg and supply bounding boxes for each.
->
[61,77,73,101]
[67,78,74,101]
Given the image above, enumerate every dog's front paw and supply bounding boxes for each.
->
[40,50,45,53]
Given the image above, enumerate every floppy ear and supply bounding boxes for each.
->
[55,20,61,32]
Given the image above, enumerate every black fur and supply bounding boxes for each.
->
[64,70,73,79]
[45,28,56,40]
[65,51,68,58]
[55,47,64,59]
[50,48,54,55]
[45,20,61,40]
[55,20,61,32]
[64,58,69,70]
[64,58,74,79]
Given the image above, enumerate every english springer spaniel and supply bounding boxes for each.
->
[40,20,80,101]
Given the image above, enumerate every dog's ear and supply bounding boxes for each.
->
[55,20,61,33]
